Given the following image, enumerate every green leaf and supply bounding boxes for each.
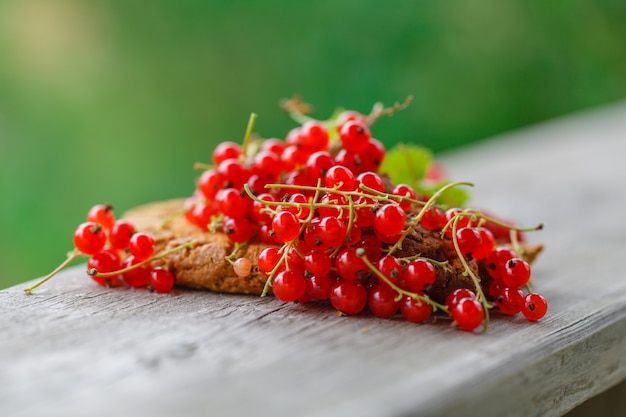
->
[381,143,471,208]
[380,143,433,185]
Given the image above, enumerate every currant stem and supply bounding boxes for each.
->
[24,249,83,295]
[261,244,291,297]
[194,162,214,171]
[358,251,448,314]
[241,113,258,160]
[89,241,197,278]
[225,242,247,265]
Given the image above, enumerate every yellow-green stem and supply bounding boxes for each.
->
[24,249,83,294]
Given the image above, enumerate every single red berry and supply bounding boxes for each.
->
[258,247,282,275]
[452,298,484,332]
[285,193,311,220]
[272,211,300,243]
[330,279,367,315]
[251,193,276,224]
[354,196,376,227]
[400,295,433,323]
[374,204,406,237]
[74,222,107,255]
[150,267,175,293]
[392,184,417,212]
[522,293,548,321]
[502,258,531,288]
[87,204,115,231]
[357,171,385,194]
[109,220,136,251]
[306,151,335,179]
[198,169,223,200]
[356,235,383,262]
[213,141,241,165]
[300,121,329,151]
[456,227,482,257]
[368,283,400,318]
[305,273,334,301]
[402,259,437,291]
[216,188,251,219]
[317,216,346,247]
[223,216,256,243]
[261,138,286,156]
[252,150,282,181]
[488,280,506,299]
[445,288,476,310]
[325,165,356,191]
[121,255,151,288]
[87,249,121,286]
[377,256,403,283]
[472,228,495,260]
[339,120,371,152]
[216,158,250,189]
[355,138,385,173]
[129,232,155,262]
[496,287,525,315]
[304,251,332,278]
[318,193,348,219]
[335,248,368,281]
[272,270,307,302]
[420,207,446,231]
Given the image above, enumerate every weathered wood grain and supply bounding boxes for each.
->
[1,102,625,417]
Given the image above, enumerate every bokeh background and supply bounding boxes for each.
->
[1,0,625,289]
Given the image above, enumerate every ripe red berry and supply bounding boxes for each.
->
[377,256,403,283]
[402,259,437,291]
[325,165,356,191]
[306,151,335,179]
[198,169,223,200]
[335,248,368,281]
[150,267,175,293]
[304,251,332,278]
[216,188,251,218]
[456,227,482,257]
[305,273,334,301]
[485,248,517,280]
[374,204,406,237]
[357,171,384,194]
[392,184,417,212]
[272,270,306,302]
[258,247,281,274]
[339,120,371,152]
[445,288,476,310]
[129,232,155,262]
[74,222,107,255]
[452,298,484,332]
[400,295,433,323]
[223,216,255,243]
[367,283,400,318]
[87,249,121,286]
[272,211,300,243]
[330,279,367,315]
[121,255,151,288]
[502,258,531,288]
[472,228,495,260]
[213,141,241,165]
[495,287,525,315]
[300,121,329,151]
[109,220,135,251]
[420,207,446,231]
[217,158,250,189]
[87,204,115,231]
[522,293,548,321]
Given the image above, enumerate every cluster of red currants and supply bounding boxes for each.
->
[183,106,547,332]
[26,204,177,295]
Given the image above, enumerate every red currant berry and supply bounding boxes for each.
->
[305,273,334,301]
[304,251,332,278]
[400,295,433,323]
[356,235,383,262]
[356,138,385,173]
[392,184,417,212]
[87,204,115,231]
[445,288,476,310]
[261,138,286,156]
[330,279,367,315]
[502,258,531,288]
[150,267,175,293]
[198,169,223,200]
[109,220,135,251]
[258,247,281,275]
[217,188,251,218]
[368,283,400,318]
[300,121,329,151]
[357,171,385,194]
[272,211,300,243]
[522,293,548,321]
[251,193,276,224]
[223,216,255,243]
[456,227,482,258]
[452,298,484,332]
[121,255,150,288]
[213,141,241,165]
[472,228,495,261]
[252,150,282,181]
[354,196,376,227]
[339,120,371,152]
[402,259,437,291]
[306,151,335,179]
[233,257,253,277]
[317,216,346,247]
[420,207,446,231]
[377,256,403,283]
[495,287,525,315]
[374,204,406,237]
[334,247,368,281]
[272,270,306,302]
[87,249,121,286]
[217,158,250,190]
[74,222,107,255]
[129,232,155,262]
[325,165,356,191]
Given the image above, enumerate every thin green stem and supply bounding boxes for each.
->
[89,241,197,278]
[24,249,83,294]
[241,113,258,160]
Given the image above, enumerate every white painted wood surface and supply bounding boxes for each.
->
[2,102,626,417]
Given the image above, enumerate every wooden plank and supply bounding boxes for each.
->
[1,102,625,417]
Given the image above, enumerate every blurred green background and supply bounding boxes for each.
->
[1,0,625,289]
